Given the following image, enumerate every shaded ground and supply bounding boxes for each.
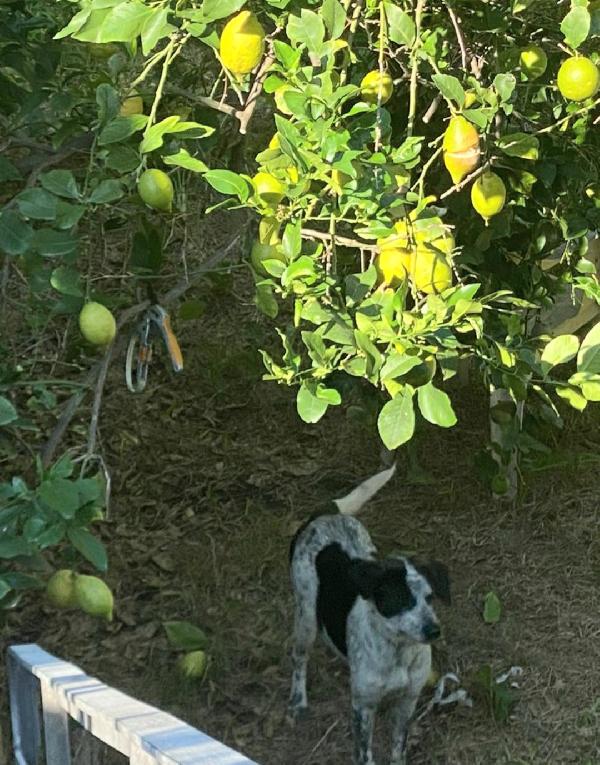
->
[2,264,600,764]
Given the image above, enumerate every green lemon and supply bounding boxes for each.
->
[471,171,507,223]
[250,241,286,276]
[360,71,394,104]
[519,45,547,80]
[178,650,208,679]
[252,171,285,206]
[79,302,116,346]
[137,169,174,212]
[74,575,114,621]
[119,94,144,116]
[46,569,77,609]
[557,56,600,101]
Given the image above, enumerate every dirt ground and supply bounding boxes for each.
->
[2,250,600,765]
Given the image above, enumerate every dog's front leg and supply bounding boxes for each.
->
[389,693,420,765]
[352,703,376,765]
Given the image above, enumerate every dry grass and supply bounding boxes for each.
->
[2,259,600,764]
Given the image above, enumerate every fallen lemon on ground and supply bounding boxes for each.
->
[46,569,77,609]
[557,56,599,101]
[119,94,143,117]
[471,171,507,223]
[360,70,394,105]
[220,11,265,76]
[79,302,116,346]
[74,575,114,621]
[519,45,547,80]
[137,169,174,212]
[253,171,285,206]
[178,650,208,679]
[443,115,480,185]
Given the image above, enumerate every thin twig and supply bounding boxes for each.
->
[422,93,442,124]
[302,228,379,253]
[439,160,490,200]
[85,342,114,459]
[446,2,467,70]
[238,53,275,135]
[407,0,426,137]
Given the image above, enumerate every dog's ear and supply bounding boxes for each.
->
[348,559,384,599]
[415,561,451,605]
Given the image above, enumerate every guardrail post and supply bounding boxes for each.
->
[40,680,72,765]
[7,648,43,765]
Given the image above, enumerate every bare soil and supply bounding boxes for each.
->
[2,258,600,765]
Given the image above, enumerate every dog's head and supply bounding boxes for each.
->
[349,557,450,644]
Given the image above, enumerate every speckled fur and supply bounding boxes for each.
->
[288,470,448,765]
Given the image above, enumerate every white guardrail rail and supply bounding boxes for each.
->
[7,644,259,765]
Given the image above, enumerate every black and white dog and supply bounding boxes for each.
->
[288,465,451,765]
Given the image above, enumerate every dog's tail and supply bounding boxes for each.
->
[333,463,396,516]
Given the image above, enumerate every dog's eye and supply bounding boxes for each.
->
[425,594,433,604]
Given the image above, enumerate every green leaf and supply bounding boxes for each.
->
[39,478,81,519]
[97,1,153,43]
[541,334,579,374]
[0,156,22,182]
[282,220,302,260]
[55,201,86,230]
[297,384,329,423]
[0,210,33,256]
[377,392,415,449]
[483,591,502,624]
[54,6,92,39]
[556,385,587,411]
[202,0,246,22]
[16,189,58,221]
[493,73,516,103]
[88,180,124,204]
[0,396,18,426]
[255,284,279,318]
[417,383,457,428]
[204,170,250,201]
[71,8,115,43]
[496,132,539,161]
[139,116,214,154]
[287,10,325,56]
[141,7,175,54]
[104,144,140,172]
[96,83,120,126]
[384,2,415,46]
[50,267,83,297]
[0,537,32,559]
[163,149,208,173]
[432,74,465,109]
[561,6,590,49]
[98,115,148,146]
[67,527,108,572]
[322,0,346,39]
[164,620,209,650]
[0,580,10,599]
[40,170,80,200]
[314,385,341,405]
[32,229,78,257]
[577,322,600,374]
[380,353,421,380]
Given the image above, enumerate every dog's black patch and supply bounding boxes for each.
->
[349,559,415,618]
[315,543,359,656]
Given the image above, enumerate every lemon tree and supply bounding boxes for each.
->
[2,0,600,610]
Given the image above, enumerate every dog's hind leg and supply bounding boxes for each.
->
[389,692,421,765]
[288,590,317,719]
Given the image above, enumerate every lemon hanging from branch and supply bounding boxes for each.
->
[557,56,600,101]
[220,11,265,77]
[137,169,174,212]
[443,115,480,185]
[360,71,394,105]
[519,45,547,80]
[471,171,507,224]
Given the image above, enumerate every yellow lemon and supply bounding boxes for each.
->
[412,247,453,294]
[463,90,478,108]
[360,70,394,105]
[557,56,600,101]
[137,169,174,212]
[119,94,143,116]
[519,45,547,80]
[252,171,285,206]
[79,302,116,346]
[46,570,77,609]
[269,133,280,150]
[74,575,114,621]
[220,11,265,76]
[375,247,412,287]
[250,241,286,275]
[443,115,480,185]
[471,171,507,223]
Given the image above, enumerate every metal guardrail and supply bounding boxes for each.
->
[7,643,259,765]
